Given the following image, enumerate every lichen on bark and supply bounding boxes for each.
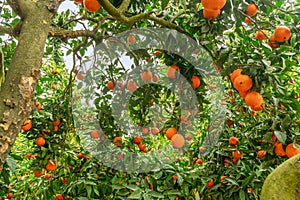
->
[261,154,300,200]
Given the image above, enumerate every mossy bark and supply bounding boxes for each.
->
[0,0,57,166]
[261,154,300,200]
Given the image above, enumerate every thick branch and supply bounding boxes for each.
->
[148,15,186,33]
[49,27,103,41]
[119,0,131,13]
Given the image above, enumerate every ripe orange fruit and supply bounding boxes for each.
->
[34,169,45,177]
[90,129,100,139]
[45,160,57,171]
[25,153,32,159]
[245,3,258,17]
[201,0,227,9]
[35,101,42,111]
[203,8,220,20]
[53,125,59,132]
[75,0,84,2]
[154,51,161,56]
[230,69,242,83]
[138,143,146,151]
[172,175,177,181]
[196,158,203,164]
[127,35,136,44]
[171,134,185,148]
[257,150,266,158]
[83,0,101,12]
[232,150,242,159]
[267,34,279,48]
[52,119,61,126]
[76,73,84,80]
[141,70,153,82]
[285,143,300,158]
[113,137,122,147]
[44,174,51,179]
[191,76,201,89]
[21,119,32,131]
[220,175,227,181]
[51,84,56,89]
[77,153,84,159]
[133,136,142,144]
[229,136,238,146]
[152,75,159,82]
[244,92,264,111]
[55,194,64,200]
[151,127,159,135]
[107,81,114,90]
[127,80,137,92]
[244,17,252,25]
[6,193,13,199]
[239,90,248,99]
[274,142,286,156]
[274,26,291,42]
[141,127,149,134]
[167,65,180,79]
[206,179,215,189]
[233,75,253,92]
[166,127,177,140]
[62,177,67,184]
[255,30,267,40]
[36,137,46,147]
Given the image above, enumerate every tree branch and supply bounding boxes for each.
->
[148,15,186,33]
[119,0,131,13]
[48,27,103,42]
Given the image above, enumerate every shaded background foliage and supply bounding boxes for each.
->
[0,0,299,199]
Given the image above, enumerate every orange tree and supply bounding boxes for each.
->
[0,0,299,199]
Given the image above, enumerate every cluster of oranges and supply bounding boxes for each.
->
[166,128,185,148]
[274,141,300,158]
[244,3,291,48]
[230,69,264,111]
[244,3,258,24]
[167,65,201,89]
[201,0,227,20]
[254,26,291,49]
[74,0,101,12]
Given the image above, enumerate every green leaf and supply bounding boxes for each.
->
[148,190,165,198]
[239,189,245,200]
[274,130,287,144]
[5,156,17,173]
[127,188,143,199]
[161,0,170,9]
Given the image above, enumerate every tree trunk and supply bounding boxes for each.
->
[261,154,300,200]
[0,0,57,166]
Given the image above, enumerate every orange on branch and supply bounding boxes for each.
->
[171,134,185,148]
[203,8,220,20]
[285,143,300,158]
[21,119,32,131]
[255,30,267,40]
[233,75,253,92]
[191,76,201,89]
[36,137,45,147]
[166,127,177,140]
[201,0,226,9]
[84,0,101,12]
[245,92,264,111]
[167,65,180,79]
[245,3,258,17]
[230,69,242,83]
[274,26,291,43]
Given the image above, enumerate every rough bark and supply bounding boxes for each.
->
[261,154,300,200]
[0,0,57,166]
